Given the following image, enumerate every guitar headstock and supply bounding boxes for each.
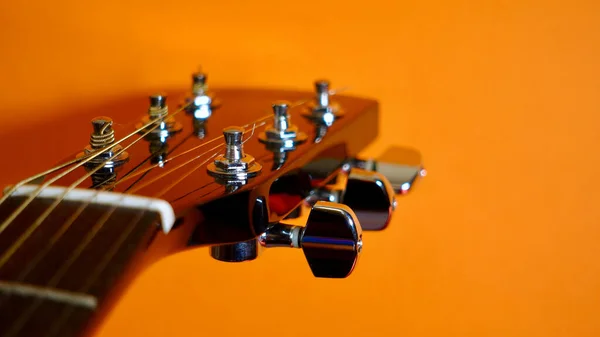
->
[3,70,425,280]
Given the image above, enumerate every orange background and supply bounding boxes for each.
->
[1,0,600,336]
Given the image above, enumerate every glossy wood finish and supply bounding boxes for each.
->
[0,87,380,337]
[0,197,160,337]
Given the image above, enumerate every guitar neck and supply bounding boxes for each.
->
[0,196,166,337]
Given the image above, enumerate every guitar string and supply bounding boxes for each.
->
[110,114,272,188]
[1,110,271,290]
[3,118,267,336]
[3,91,343,335]
[3,204,145,337]
[0,87,341,209]
[42,210,148,337]
[1,102,286,276]
[0,101,192,207]
[0,100,194,236]
[0,120,177,268]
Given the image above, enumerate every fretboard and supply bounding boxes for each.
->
[0,195,161,337]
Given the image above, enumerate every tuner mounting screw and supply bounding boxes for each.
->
[207,126,262,183]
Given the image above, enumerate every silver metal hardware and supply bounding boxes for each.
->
[207,126,262,182]
[352,146,426,195]
[259,101,308,169]
[262,201,362,278]
[259,101,308,146]
[211,201,362,278]
[77,117,129,169]
[75,117,129,188]
[192,72,208,96]
[304,80,343,126]
[186,72,220,120]
[136,94,183,138]
[193,119,207,139]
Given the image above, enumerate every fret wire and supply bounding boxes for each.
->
[0,100,193,236]
[43,209,146,337]
[2,202,119,337]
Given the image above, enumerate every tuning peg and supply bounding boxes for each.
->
[340,168,397,230]
[261,201,362,278]
[210,201,362,278]
[352,146,426,195]
[302,168,396,231]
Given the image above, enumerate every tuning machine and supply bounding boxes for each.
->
[76,117,129,188]
[306,167,397,231]
[207,126,262,189]
[210,201,362,278]
[303,80,344,127]
[351,146,426,195]
[185,71,221,121]
[259,101,308,169]
[136,94,183,139]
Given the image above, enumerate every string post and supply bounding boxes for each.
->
[192,72,207,96]
[136,94,182,139]
[187,71,218,121]
[302,79,344,126]
[258,100,308,159]
[315,80,330,108]
[89,117,116,150]
[207,126,262,183]
[77,117,129,170]
[148,94,168,119]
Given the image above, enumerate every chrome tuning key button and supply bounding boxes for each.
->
[136,94,183,138]
[258,201,362,278]
[352,146,426,195]
[207,126,262,184]
[259,101,308,169]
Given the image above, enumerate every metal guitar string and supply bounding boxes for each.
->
[123,123,265,195]
[3,89,345,336]
[1,96,304,276]
[37,116,275,337]
[112,98,307,188]
[3,117,271,337]
[0,101,194,237]
[111,116,271,188]
[0,113,191,269]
